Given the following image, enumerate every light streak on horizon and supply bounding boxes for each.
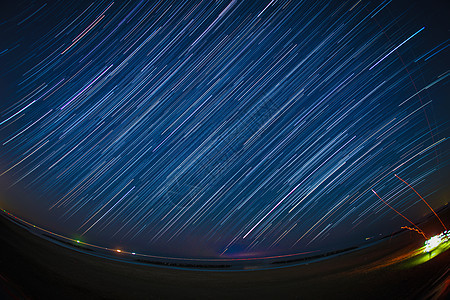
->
[372,189,427,239]
[395,174,447,231]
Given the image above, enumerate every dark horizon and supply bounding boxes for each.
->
[1,204,449,299]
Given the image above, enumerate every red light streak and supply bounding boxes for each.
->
[372,189,427,239]
[395,174,447,231]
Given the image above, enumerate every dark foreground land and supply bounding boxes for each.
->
[0,207,449,300]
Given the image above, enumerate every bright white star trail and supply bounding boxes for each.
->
[0,0,448,259]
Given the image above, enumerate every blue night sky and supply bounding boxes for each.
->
[0,0,449,259]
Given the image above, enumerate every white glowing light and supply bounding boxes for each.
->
[424,231,450,253]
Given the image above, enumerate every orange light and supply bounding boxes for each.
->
[395,174,447,231]
[372,189,427,239]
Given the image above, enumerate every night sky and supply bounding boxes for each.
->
[0,0,449,259]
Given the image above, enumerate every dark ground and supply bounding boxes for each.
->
[0,207,449,299]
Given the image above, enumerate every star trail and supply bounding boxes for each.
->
[0,0,449,259]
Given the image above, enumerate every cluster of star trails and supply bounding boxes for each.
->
[0,0,448,258]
